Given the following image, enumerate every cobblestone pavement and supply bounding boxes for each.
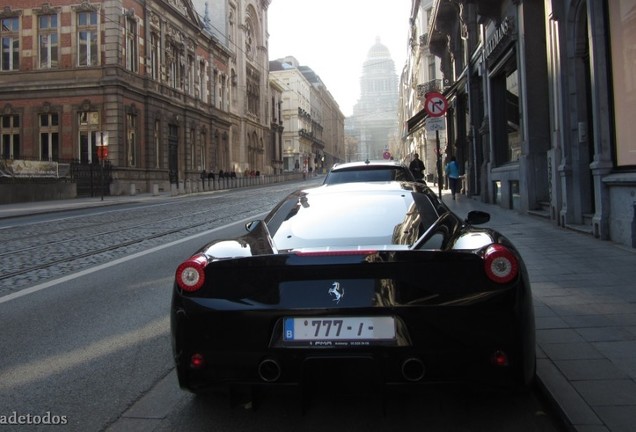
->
[0,181,319,296]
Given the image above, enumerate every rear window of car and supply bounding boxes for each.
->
[268,188,441,251]
[324,167,413,184]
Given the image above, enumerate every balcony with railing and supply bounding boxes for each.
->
[416,79,443,100]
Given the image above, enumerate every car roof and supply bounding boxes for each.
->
[330,160,408,171]
[310,181,419,194]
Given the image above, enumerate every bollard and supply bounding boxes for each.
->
[152,184,159,196]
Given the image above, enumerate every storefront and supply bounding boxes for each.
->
[482,6,550,213]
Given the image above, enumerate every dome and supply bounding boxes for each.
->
[366,37,391,60]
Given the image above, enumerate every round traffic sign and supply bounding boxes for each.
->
[424,92,448,117]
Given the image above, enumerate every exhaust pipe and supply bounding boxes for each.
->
[401,357,425,382]
[257,358,282,382]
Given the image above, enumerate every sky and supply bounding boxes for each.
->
[267,0,412,117]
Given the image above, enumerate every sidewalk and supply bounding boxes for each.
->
[0,191,175,219]
[444,193,636,432]
[2,189,635,431]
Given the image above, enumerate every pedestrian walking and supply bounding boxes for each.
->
[200,169,207,189]
[445,156,460,200]
[409,153,425,181]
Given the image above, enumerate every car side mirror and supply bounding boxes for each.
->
[245,220,261,232]
[465,210,490,225]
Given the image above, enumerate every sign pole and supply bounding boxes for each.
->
[100,158,104,201]
[423,92,448,200]
[436,130,442,199]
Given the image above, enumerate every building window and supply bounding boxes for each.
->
[1,17,20,71]
[189,128,195,170]
[40,113,59,161]
[168,43,183,90]
[186,54,194,96]
[126,113,136,167]
[231,70,237,108]
[427,55,436,80]
[38,14,58,69]
[221,75,227,110]
[271,96,275,120]
[150,33,160,80]
[505,69,520,162]
[154,119,161,168]
[200,131,206,170]
[608,1,636,166]
[493,181,502,205]
[491,57,520,165]
[212,69,218,107]
[228,8,236,42]
[78,111,99,163]
[210,69,219,108]
[77,11,98,66]
[245,19,254,59]
[125,17,138,72]
[1,114,20,159]
[246,66,260,116]
[199,61,206,101]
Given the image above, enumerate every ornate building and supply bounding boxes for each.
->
[0,0,273,198]
[270,56,344,172]
[346,38,399,161]
[404,0,636,249]
[399,0,441,182]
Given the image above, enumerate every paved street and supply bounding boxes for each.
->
[1,183,635,431]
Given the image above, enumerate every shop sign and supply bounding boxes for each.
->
[484,16,514,59]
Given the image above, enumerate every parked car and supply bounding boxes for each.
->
[322,160,416,184]
[170,181,536,397]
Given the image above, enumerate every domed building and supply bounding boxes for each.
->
[346,38,399,161]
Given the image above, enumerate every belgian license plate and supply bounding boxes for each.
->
[283,317,395,343]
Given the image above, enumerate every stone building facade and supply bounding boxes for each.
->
[0,0,273,196]
[405,0,636,248]
[270,56,345,172]
[399,0,443,183]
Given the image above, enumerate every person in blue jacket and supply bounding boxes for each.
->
[445,156,460,200]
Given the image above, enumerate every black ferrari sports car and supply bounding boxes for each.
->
[171,181,536,395]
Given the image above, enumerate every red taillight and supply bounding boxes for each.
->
[484,244,518,284]
[176,254,208,292]
[491,350,509,367]
[190,353,205,369]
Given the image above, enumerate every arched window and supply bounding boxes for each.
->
[245,19,254,59]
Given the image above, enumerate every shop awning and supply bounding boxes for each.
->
[406,109,428,135]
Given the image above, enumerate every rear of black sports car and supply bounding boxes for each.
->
[171,247,535,394]
[170,183,536,395]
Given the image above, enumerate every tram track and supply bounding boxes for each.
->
[0,199,260,287]
[0,180,320,293]
[0,204,222,259]
[0,216,220,282]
